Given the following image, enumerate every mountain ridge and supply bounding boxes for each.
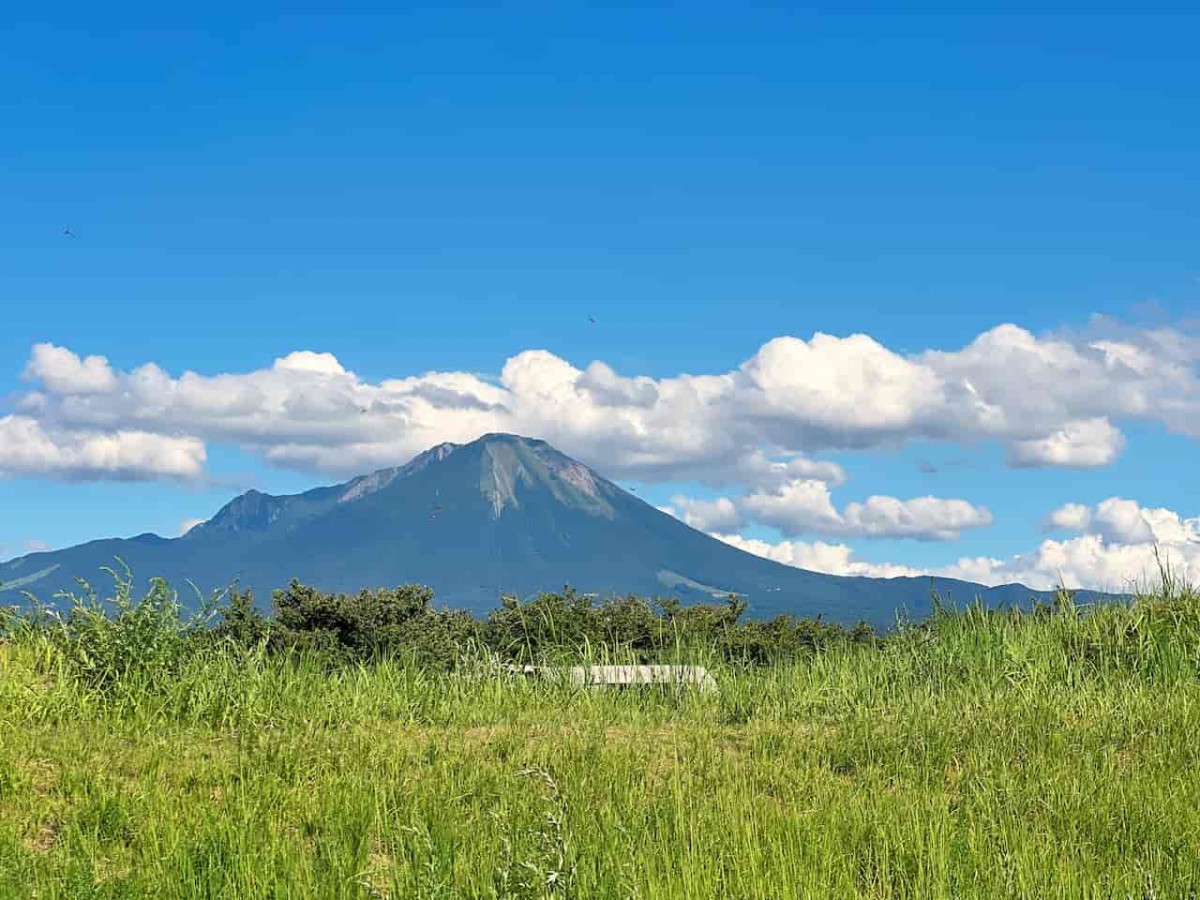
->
[1,433,1106,628]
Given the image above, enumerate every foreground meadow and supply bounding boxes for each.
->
[2,582,1200,898]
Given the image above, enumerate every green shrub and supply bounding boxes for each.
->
[28,562,212,696]
[268,578,481,669]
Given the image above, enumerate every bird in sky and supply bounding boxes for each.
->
[62,227,75,238]
[588,315,596,324]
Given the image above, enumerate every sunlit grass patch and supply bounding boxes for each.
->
[1,563,1199,896]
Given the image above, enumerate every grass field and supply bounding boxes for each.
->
[2,579,1200,898]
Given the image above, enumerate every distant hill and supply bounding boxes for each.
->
[0,433,1104,628]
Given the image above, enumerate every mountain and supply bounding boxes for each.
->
[0,433,1102,628]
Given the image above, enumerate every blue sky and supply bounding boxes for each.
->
[3,7,1199,591]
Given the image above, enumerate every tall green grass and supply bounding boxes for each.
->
[2,567,1199,897]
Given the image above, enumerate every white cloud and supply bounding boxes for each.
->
[924,323,1200,445]
[1007,418,1125,468]
[8,318,1200,484]
[739,479,843,535]
[1092,497,1200,546]
[736,333,947,441]
[0,415,206,481]
[968,497,1200,591]
[737,479,993,541]
[272,350,347,375]
[731,448,847,489]
[841,495,995,541]
[934,536,1193,594]
[665,496,744,532]
[710,533,927,579]
[720,496,1200,594]
[23,343,118,394]
[178,518,206,536]
[1046,503,1091,532]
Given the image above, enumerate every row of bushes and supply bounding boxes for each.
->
[258,578,878,667]
[8,560,1200,703]
[0,565,880,691]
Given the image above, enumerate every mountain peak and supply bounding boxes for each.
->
[473,432,548,448]
[466,434,613,518]
[193,488,290,536]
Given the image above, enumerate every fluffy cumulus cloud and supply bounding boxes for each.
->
[1007,418,1125,468]
[1092,497,1198,546]
[1046,503,1092,532]
[735,333,948,445]
[6,319,1200,486]
[711,533,928,579]
[921,322,1200,446]
[23,343,118,394]
[714,497,1200,593]
[661,479,993,543]
[660,496,744,533]
[0,414,205,481]
[734,479,992,541]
